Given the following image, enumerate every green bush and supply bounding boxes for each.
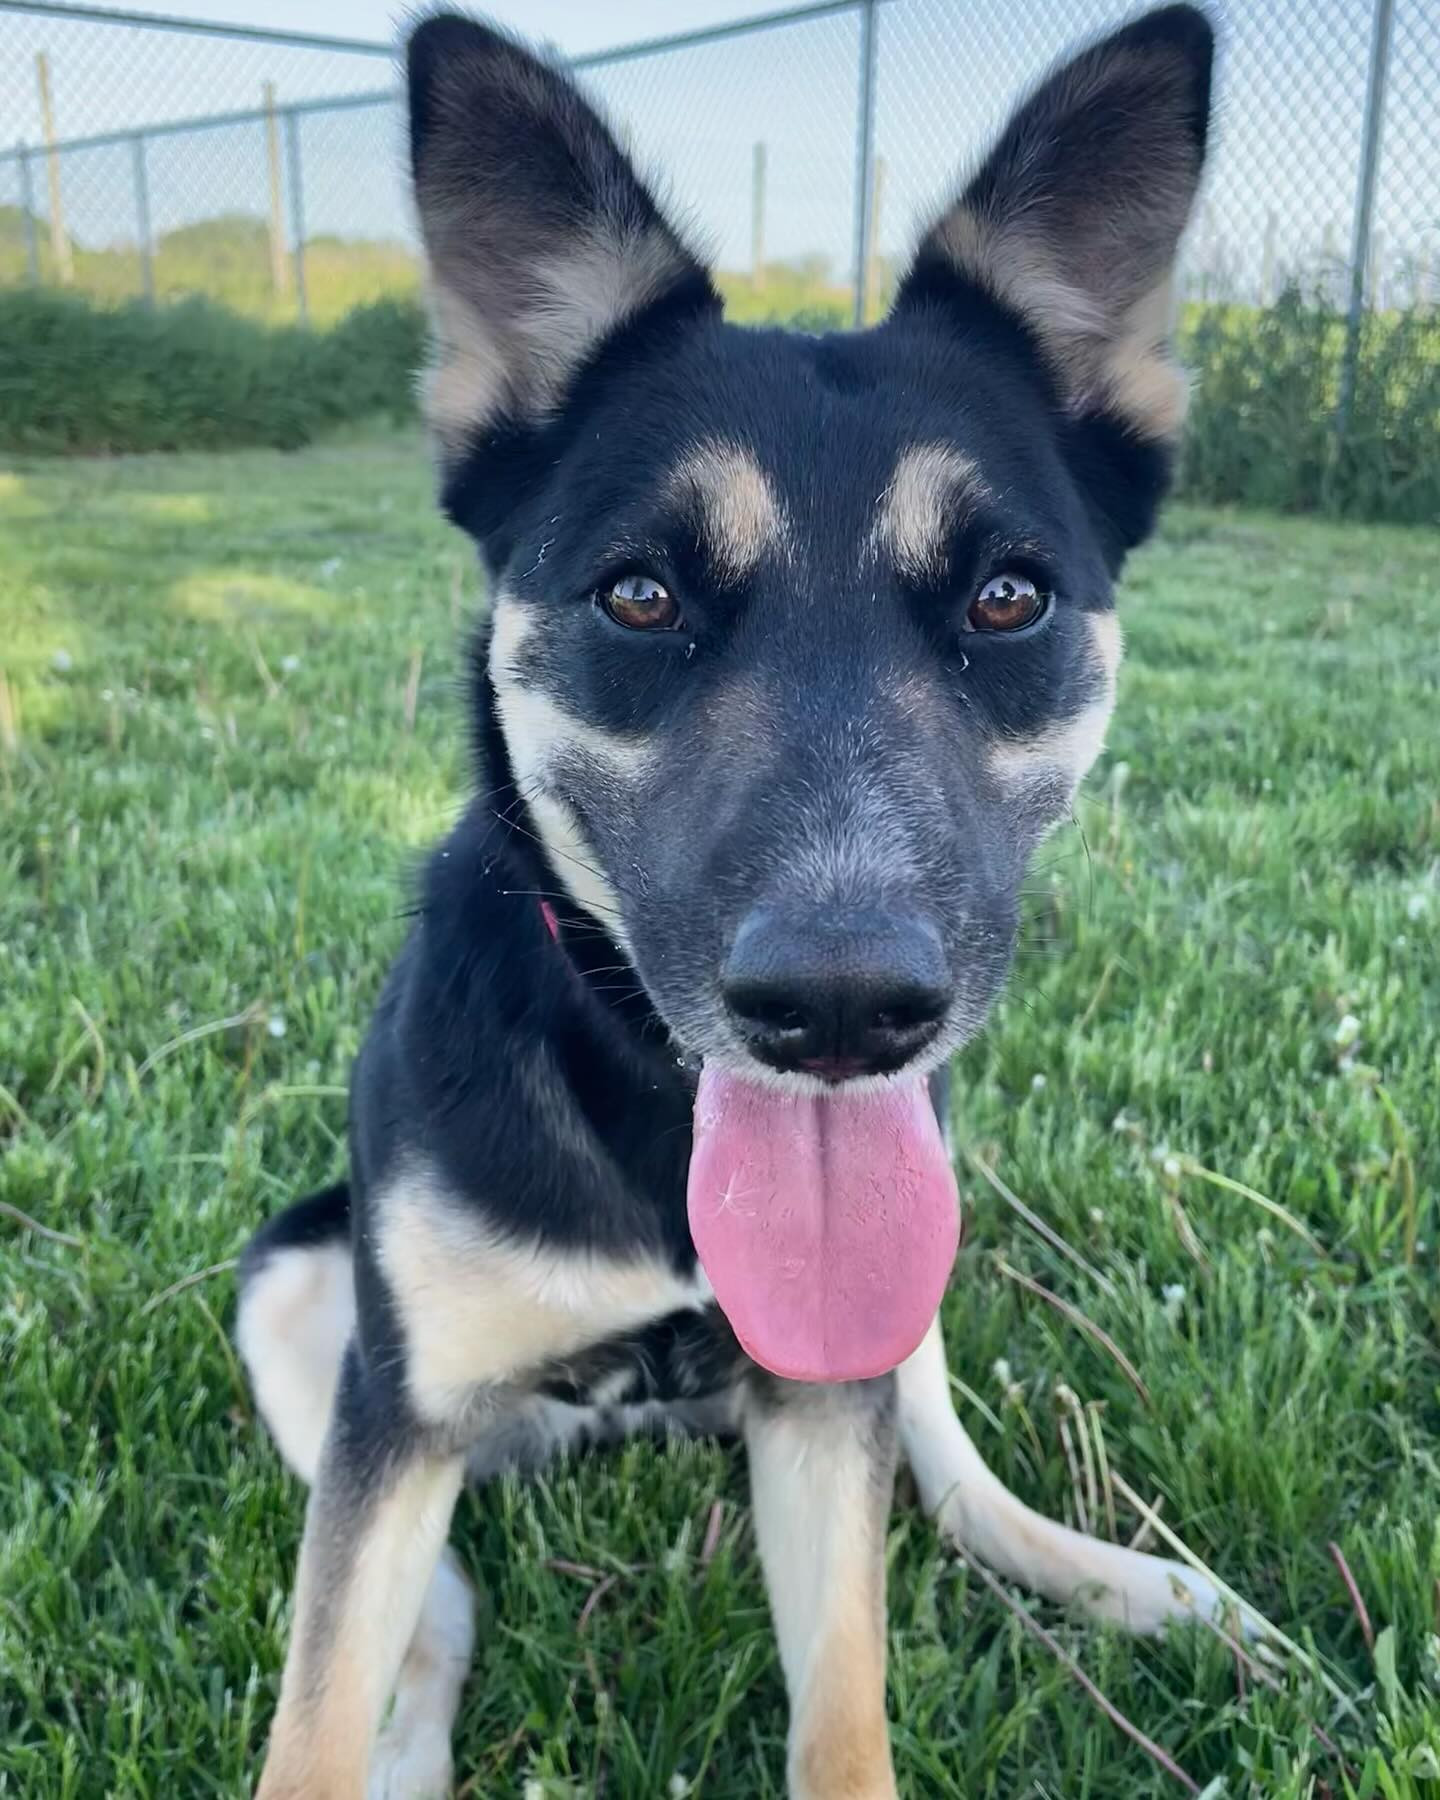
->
[1,281,1436,527]
[1179,288,1440,526]
[0,288,423,455]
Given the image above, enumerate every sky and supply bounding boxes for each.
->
[2,0,1434,307]
[82,0,792,55]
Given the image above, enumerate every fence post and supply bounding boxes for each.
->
[35,52,73,283]
[751,140,767,290]
[263,81,290,297]
[131,132,155,303]
[17,143,41,284]
[284,109,308,324]
[1336,0,1395,443]
[850,0,879,327]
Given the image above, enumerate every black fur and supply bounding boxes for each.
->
[250,1,1213,1451]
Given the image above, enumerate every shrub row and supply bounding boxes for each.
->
[0,288,423,456]
[1,285,1435,525]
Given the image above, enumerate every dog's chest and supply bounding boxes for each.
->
[375,1169,726,1424]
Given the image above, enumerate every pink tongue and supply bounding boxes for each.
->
[687,1068,960,1383]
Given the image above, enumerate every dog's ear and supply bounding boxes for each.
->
[894,4,1213,450]
[407,14,717,457]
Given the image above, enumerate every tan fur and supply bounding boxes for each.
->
[873,443,989,583]
[377,1166,710,1424]
[488,591,654,932]
[667,440,788,579]
[423,221,689,452]
[236,1241,353,1484]
[986,610,1123,791]
[746,1390,898,1800]
[256,1454,466,1800]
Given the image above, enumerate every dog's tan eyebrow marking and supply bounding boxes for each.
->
[666,441,786,580]
[873,443,990,583]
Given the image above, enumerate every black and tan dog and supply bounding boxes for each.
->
[237,8,1224,1794]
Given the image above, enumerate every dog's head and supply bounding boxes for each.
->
[406,9,1213,1376]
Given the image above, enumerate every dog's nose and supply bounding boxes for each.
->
[721,908,951,1079]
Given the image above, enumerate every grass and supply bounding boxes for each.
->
[1,434,1439,1799]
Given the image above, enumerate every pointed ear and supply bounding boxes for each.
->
[407,13,718,457]
[894,4,1213,444]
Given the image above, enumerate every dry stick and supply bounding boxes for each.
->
[249,635,281,700]
[699,1500,725,1567]
[576,1574,618,1633]
[1326,1541,1375,1652]
[1076,954,1118,1032]
[1127,1491,1164,1551]
[994,1257,1150,1405]
[135,1004,265,1080]
[1111,1474,1358,1715]
[141,1257,239,1316]
[952,1544,1200,1795]
[1193,1611,1352,1773]
[0,1199,85,1250]
[1056,1404,1088,1533]
[403,645,424,732]
[1180,1161,1328,1260]
[966,1152,1117,1298]
[1088,1401,1119,1543]
[544,1558,608,1582]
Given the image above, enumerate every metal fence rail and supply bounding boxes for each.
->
[1,0,1435,359]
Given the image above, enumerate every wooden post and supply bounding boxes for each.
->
[35,53,72,284]
[863,154,886,321]
[750,141,767,290]
[263,82,289,297]
[132,133,155,303]
[1260,210,1277,304]
[17,143,41,283]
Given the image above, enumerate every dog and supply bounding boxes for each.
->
[236,7,1222,1794]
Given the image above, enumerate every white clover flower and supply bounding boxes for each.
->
[1406,892,1430,921]
[1333,1013,1362,1049]
[1031,1073,1047,1092]
[51,649,73,672]
[280,654,302,674]
[1162,1154,1183,1180]
[992,1358,1013,1388]
[267,1014,287,1039]
[1089,1206,1105,1225]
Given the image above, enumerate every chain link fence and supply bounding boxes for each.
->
[2,0,1436,499]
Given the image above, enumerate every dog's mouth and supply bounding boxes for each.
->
[686,1065,960,1383]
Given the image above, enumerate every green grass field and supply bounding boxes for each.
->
[2,435,1439,1798]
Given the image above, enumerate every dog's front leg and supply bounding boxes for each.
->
[256,1342,464,1800]
[745,1375,899,1800]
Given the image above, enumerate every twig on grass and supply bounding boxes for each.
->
[1178,1160,1328,1260]
[1326,1541,1375,1652]
[700,1500,725,1567]
[1193,1609,1353,1775]
[1111,1473,1357,1713]
[0,1199,85,1249]
[994,1257,1150,1405]
[577,1574,618,1633]
[141,1257,238,1315]
[952,1543,1201,1794]
[966,1152,1117,1298]
[135,1003,265,1080]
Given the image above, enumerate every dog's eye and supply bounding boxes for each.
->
[600,573,682,631]
[967,572,1049,633]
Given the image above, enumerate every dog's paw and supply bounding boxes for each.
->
[368,1728,454,1800]
[1077,1551,1258,1640]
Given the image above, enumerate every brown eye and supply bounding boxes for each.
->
[966,572,1049,633]
[600,573,681,631]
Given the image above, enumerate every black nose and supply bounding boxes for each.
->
[721,907,952,1079]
